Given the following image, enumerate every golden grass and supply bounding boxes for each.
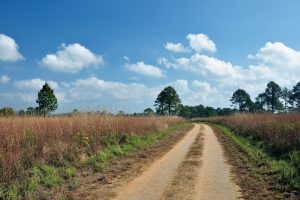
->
[0,115,184,185]
[198,112,300,155]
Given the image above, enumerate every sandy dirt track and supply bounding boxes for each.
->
[195,124,243,200]
[113,124,243,200]
[114,124,200,200]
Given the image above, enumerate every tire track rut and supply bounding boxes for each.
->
[113,124,243,200]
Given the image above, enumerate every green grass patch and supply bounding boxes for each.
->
[86,122,190,171]
[64,168,76,180]
[0,186,4,199]
[7,183,20,200]
[211,123,300,191]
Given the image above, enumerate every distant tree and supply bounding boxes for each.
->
[26,107,35,116]
[72,109,79,113]
[218,108,235,116]
[263,81,283,112]
[117,110,125,116]
[25,107,40,116]
[36,83,58,116]
[178,104,192,118]
[230,89,252,112]
[192,104,206,118]
[154,86,181,115]
[143,108,154,116]
[205,106,217,117]
[291,82,300,111]
[18,109,25,116]
[0,107,15,116]
[252,93,266,112]
[281,87,293,112]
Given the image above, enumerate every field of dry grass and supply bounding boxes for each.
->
[0,115,184,198]
[199,113,300,156]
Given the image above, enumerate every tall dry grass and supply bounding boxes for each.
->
[199,112,300,156]
[0,115,184,186]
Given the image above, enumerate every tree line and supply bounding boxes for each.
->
[1,80,300,117]
[152,81,300,118]
[151,86,235,118]
[230,81,300,113]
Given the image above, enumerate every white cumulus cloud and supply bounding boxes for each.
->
[161,53,243,79]
[187,33,217,53]
[125,61,165,78]
[14,78,59,90]
[0,75,10,84]
[249,42,300,69]
[164,42,190,53]
[41,43,104,73]
[14,78,66,103]
[0,34,24,62]
[66,76,160,104]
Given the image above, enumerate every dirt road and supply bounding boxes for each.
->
[195,124,243,200]
[114,124,243,200]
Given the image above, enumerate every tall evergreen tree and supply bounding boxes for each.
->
[36,83,58,116]
[291,82,300,111]
[154,89,167,115]
[230,89,252,112]
[154,86,181,115]
[282,87,292,112]
[252,93,266,112]
[263,81,283,112]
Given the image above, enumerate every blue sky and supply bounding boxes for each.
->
[1,0,300,113]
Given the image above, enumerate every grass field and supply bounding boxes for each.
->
[199,113,300,193]
[0,115,185,199]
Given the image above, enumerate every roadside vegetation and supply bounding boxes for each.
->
[0,115,185,199]
[200,113,300,197]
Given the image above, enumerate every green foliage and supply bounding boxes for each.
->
[143,108,154,115]
[7,183,20,200]
[64,168,76,179]
[281,87,293,112]
[68,180,80,191]
[230,89,252,112]
[178,104,234,118]
[0,185,4,199]
[100,135,119,147]
[0,107,15,116]
[264,81,283,112]
[0,183,20,200]
[253,93,266,112]
[231,81,300,113]
[36,83,58,116]
[26,107,39,116]
[7,183,19,200]
[155,86,181,115]
[29,166,43,188]
[27,178,40,195]
[18,109,25,116]
[38,164,61,187]
[291,81,300,111]
[177,104,192,118]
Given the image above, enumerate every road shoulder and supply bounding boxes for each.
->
[210,123,297,199]
[71,124,194,200]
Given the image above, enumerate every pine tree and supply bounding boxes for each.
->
[36,83,58,116]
